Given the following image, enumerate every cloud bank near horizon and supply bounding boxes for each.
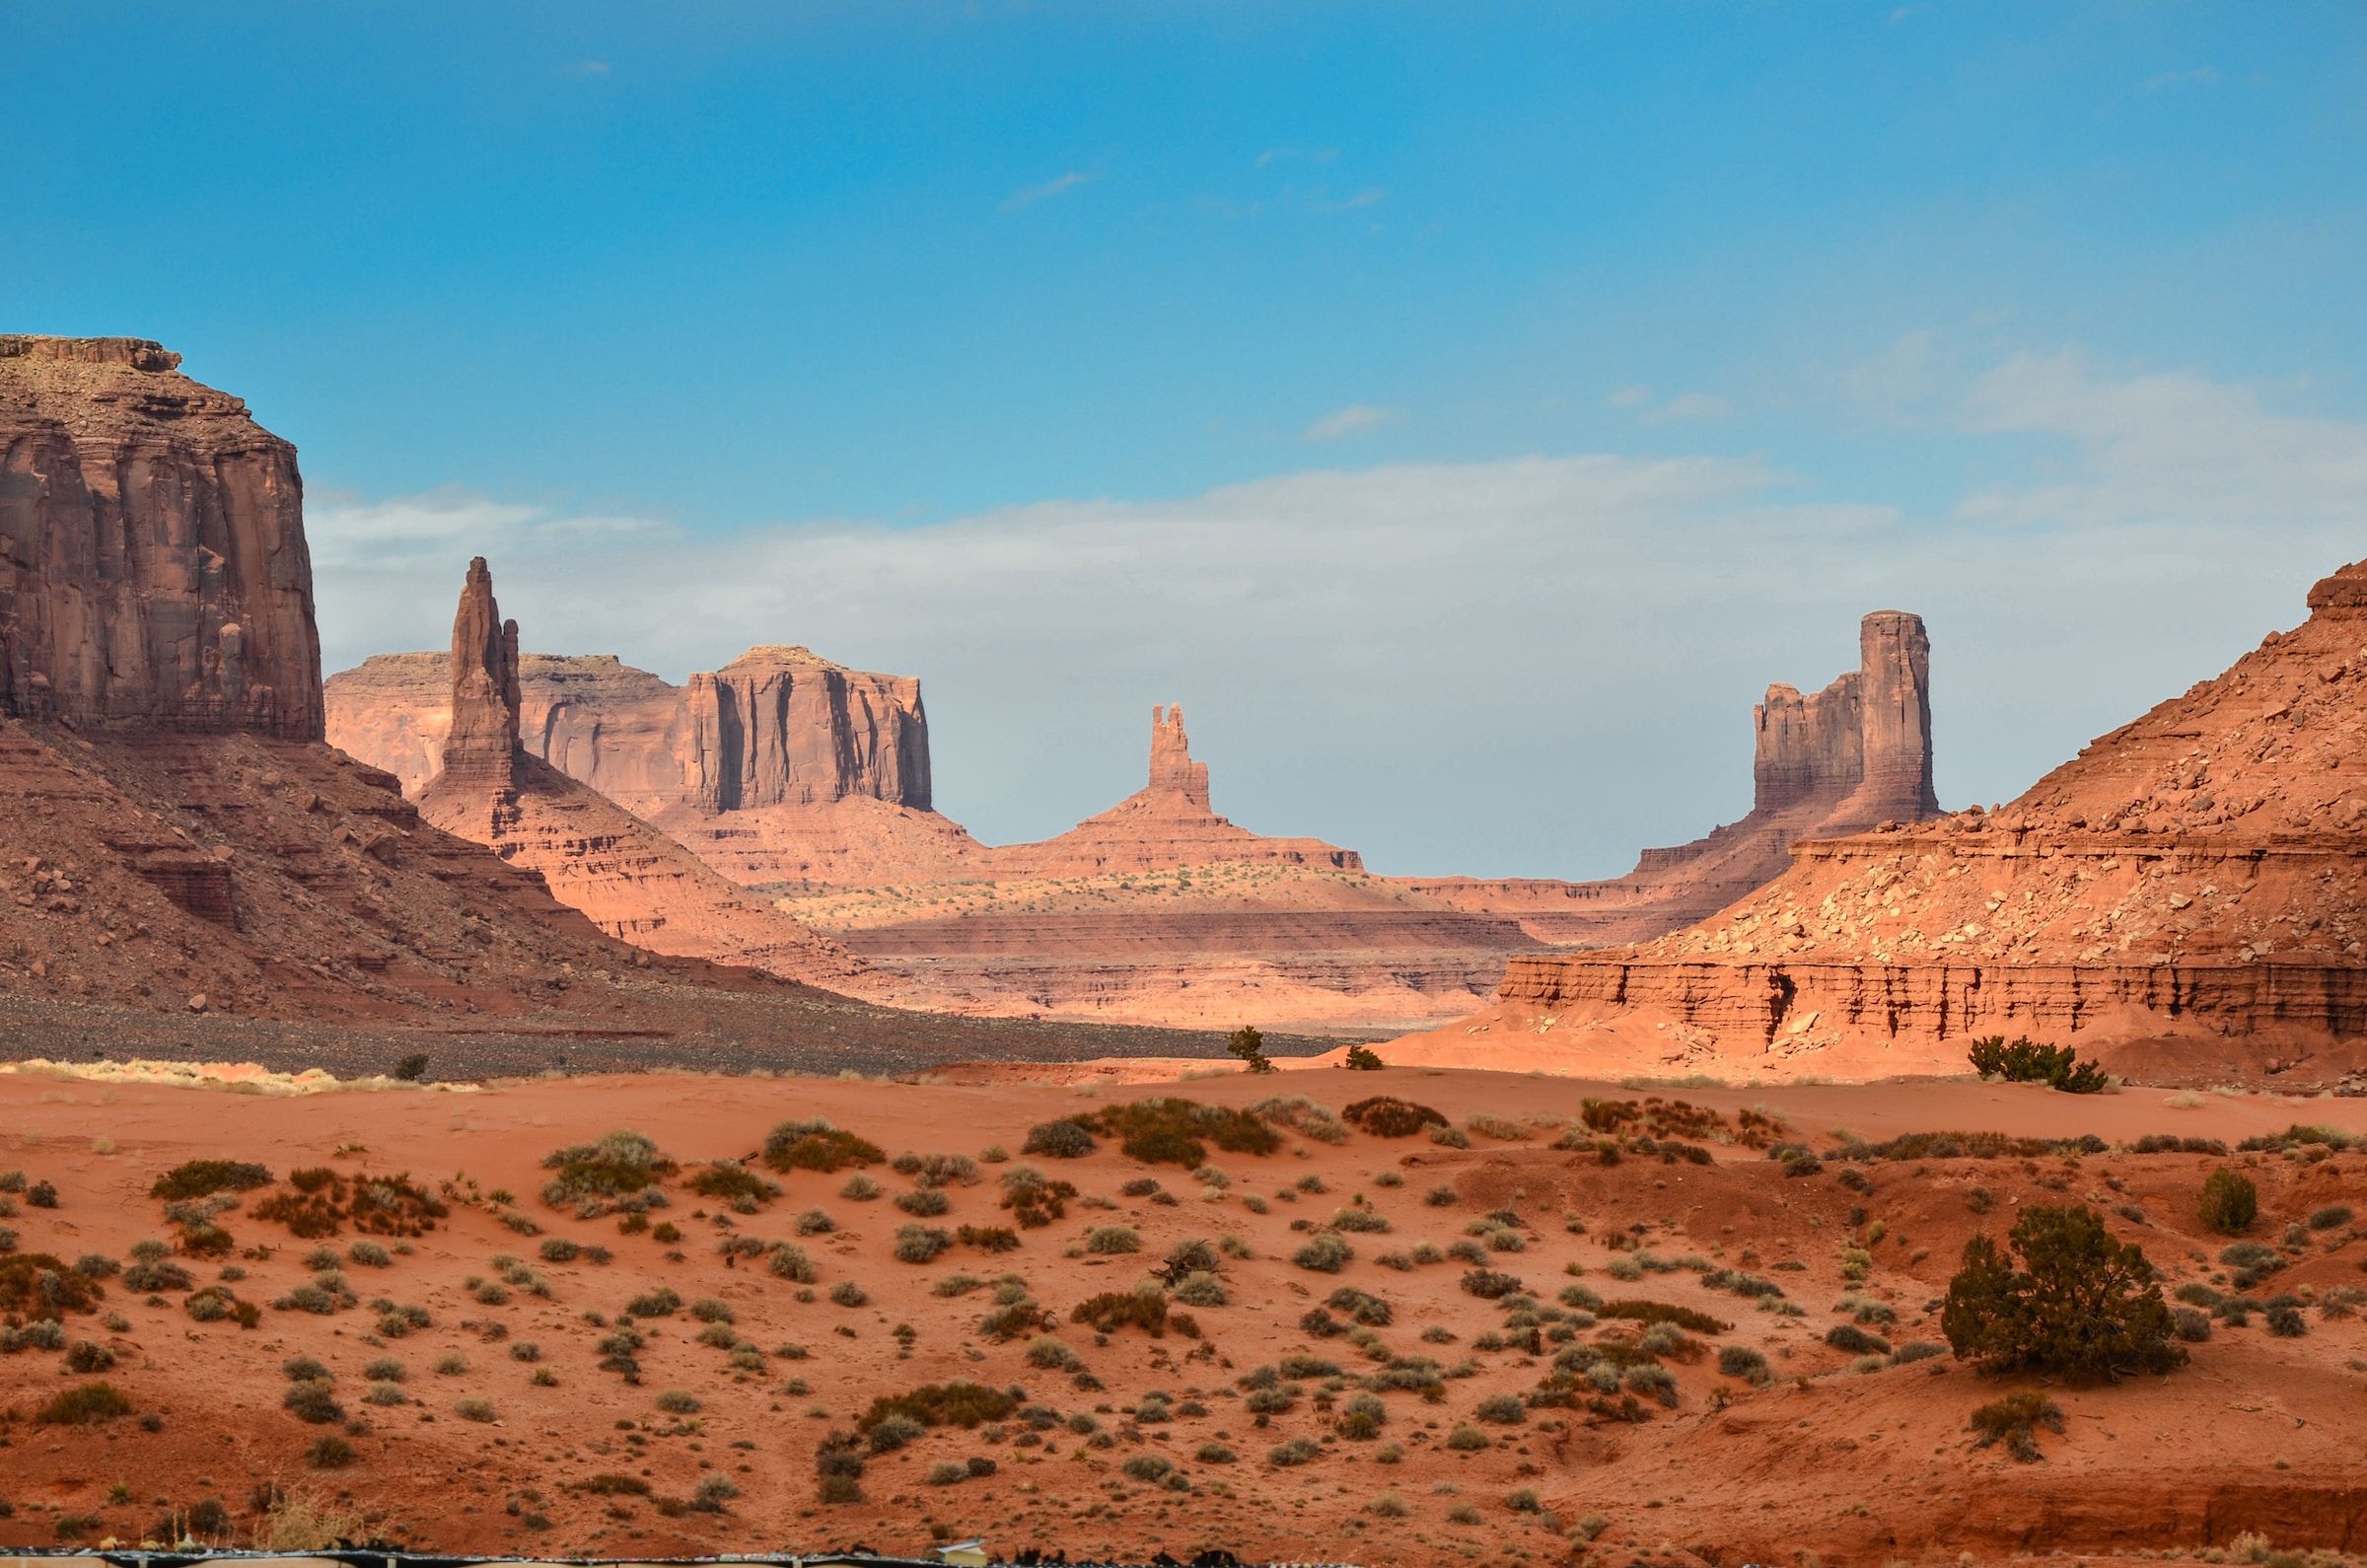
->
[310,348,2367,881]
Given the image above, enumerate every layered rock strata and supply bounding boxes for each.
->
[413,561,864,988]
[0,335,322,739]
[1470,560,2367,1071]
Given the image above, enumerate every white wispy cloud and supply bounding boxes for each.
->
[309,354,2367,877]
[1301,403,1399,442]
[1605,386,1653,408]
[2143,66,2221,93]
[1642,391,1731,423]
[1002,171,1093,211]
[558,59,611,77]
[1255,146,1339,167]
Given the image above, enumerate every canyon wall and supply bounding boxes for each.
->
[1446,560,2367,1076]
[0,335,322,739]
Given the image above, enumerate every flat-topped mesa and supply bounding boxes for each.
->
[439,558,521,791]
[1147,703,1212,809]
[0,334,323,739]
[684,645,931,815]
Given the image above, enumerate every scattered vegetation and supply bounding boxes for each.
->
[1967,1035,2110,1094]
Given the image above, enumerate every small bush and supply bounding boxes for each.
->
[1294,1233,1353,1273]
[150,1160,272,1201]
[1343,1044,1384,1071]
[1023,1119,1097,1160]
[1967,1035,2109,1094]
[1343,1097,1449,1139]
[1072,1289,1176,1336]
[687,1163,779,1207]
[1969,1388,2064,1461]
[895,1225,951,1264]
[894,1187,951,1217]
[1085,1225,1141,1255]
[282,1380,344,1424]
[762,1119,884,1175]
[2199,1168,2258,1236]
[39,1383,132,1426]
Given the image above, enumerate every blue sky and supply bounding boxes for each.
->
[8,3,2366,876]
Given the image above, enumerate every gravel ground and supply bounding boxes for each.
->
[0,986,1368,1081]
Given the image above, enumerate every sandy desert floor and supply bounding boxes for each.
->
[5,1061,2367,1566]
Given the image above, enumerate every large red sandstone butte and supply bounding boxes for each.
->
[414,559,866,988]
[1426,560,2367,1082]
[0,335,322,738]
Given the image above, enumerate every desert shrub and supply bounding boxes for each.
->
[1968,1388,2064,1461]
[1085,1224,1140,1255]
[656,1389,702,1414]
[860,1380,1019,1433]
[1460,1267,1524,1301]
[1025,1334,1082,1370]
[2310,1204,2354,1232]
[1968,1035,2109,1094]
[2199,1168,2258,1236]
[1343,1097,1448,1138]
[1294,1233,1353,1273]
[1598,1299,1730,1334]
[1332,1204,1392,1234]
[1253,1095,1349,1144]
[813,1441,867,1505]
[895,1225,951,1263]
[1023,1119,1098,1159]
[625,1285,681,1317]
[1072,1288,1175,1336]
[1080,1099,1280,1168]
[39,1383,131,1426]
[952,1224,1017,1254]
[1717,1344,1771,1384]
[1473,1392,1527,1424]
[1466,1113,1529,1142]
[1001,1171,1078,1229]
[2267,1305,2307,1337]
[1335,1390,1388,1439]
[1268,1436,1322,1466]
[63,1339,115,1373]
[830,1280,869,1308]
[895,1187,952,1217]
[1343,1043,1385,1071]
[840,1174,883,1200]
[308,1435,356,1469]
[1327,1286,1393,1326]
[766,1242,818,1283]
[541,1130,675,1212]
[454,1397,496,1423]
[150,1160,272,1201]
[686,1163,778,1208]
[1826,1322,1891,1355]
[1173,1269,1228,1307]
[894,1151,983,1189]
[538,1237,581,1263]
[762,1119,884,1175]
[282,1380,343,1424]
[1942,1204,2182,1381]
[2171,1307,2212,1341]
[0,1253,104,1319]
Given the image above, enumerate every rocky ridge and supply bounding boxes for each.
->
[1470,559,2367,1075]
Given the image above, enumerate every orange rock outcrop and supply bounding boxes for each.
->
[1463,560,2367,1075]
[0,335,322,738]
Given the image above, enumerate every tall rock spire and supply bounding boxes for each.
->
[440,556,521,790]
[1148,704,1211,810]
[1820,610,1939,833]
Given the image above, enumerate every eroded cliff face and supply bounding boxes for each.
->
[327,644,930,815]
[1455,560,2367,1074]
[0,336,322,739]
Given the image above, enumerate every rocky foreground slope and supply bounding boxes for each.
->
[1449,558,2367,1082]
